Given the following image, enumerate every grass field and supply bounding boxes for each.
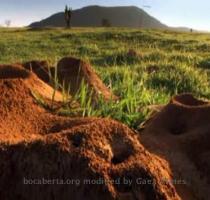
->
[1,27,210,128]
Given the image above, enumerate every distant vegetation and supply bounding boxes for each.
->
[5,20,11,27]
[101,19,111,27]
[0,28,210,127]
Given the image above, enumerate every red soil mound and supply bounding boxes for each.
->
[57,57,118,102]
[0,64,62,102]
[0,64,90,143]
[127,49,139,57]
[0,119,181,200]
[141,94,210,200]
[0,64,180,200]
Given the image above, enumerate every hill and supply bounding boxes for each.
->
[29,5,167,29]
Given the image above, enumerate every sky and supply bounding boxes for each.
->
[0,0,210,31]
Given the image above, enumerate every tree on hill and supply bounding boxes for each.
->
[101,19,111,27]
[64,5,72,28]
[5,20,11,27]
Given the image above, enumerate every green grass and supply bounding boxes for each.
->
[1,27,210,128]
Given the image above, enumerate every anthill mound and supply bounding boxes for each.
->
[127,49,141,58]
[0,64,180,200]
[57,57,118,102]
[141,93,210,200]
[0,64,91,143]
[0,120,180,200]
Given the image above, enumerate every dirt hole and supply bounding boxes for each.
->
[169,122,187,135]
[111,135,134,165]
[111,151,133,165]
[70,133,85,148]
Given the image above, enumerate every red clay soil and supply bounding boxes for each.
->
[0,64,62,103]
[140,93,210,200]
[0,64,93,143]
[57,57,118,102]
[0,64,180,200]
